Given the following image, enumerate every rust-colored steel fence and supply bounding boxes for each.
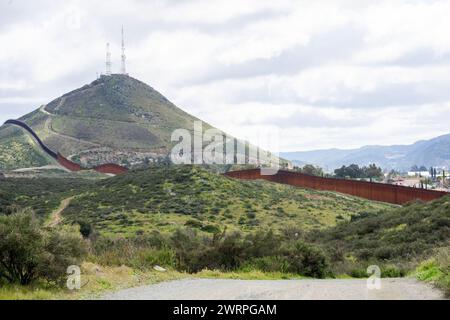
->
[224,169,449,205]
[4,119,128,175]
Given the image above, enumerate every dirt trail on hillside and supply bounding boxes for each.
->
[41,100,101,148]
[47,197,74,228]
[102,278,445,300]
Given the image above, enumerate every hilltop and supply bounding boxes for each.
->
[0,75,271,171]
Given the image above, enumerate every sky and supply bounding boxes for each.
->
[1,0,450,152]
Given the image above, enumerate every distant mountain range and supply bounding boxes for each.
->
[281,134,450,172]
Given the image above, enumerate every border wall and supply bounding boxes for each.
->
[225,169,449,205]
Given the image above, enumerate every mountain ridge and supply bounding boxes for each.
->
[281,133,450,171]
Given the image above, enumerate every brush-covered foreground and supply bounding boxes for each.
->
[1,165,449,298]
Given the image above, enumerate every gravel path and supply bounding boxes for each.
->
[102,278,445,300]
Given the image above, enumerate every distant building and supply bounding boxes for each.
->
[407,171,431,178]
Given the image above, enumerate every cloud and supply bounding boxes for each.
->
[1,0,450,152]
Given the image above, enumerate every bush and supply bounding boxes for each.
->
[283,241,331,278]
[417,248,450,296]
[350,268,369,278]
[73,219,94,238]
[242,256,290,273]
[381,266,406,278]
[0,211,87,285]
[90,236,176,270]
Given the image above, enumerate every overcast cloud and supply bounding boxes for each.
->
[1,0,450,152]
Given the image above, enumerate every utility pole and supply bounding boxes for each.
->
[106,43,112,76]
[121,26,128,75]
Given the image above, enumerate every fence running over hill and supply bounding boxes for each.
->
[4,119,58,159]
[224,169,449,205]
[3,119,128,175]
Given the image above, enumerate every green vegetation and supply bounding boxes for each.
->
[416,248,450,296]
[0,74,217,169]
[0,75,289,170]
[334,163,383,180]
[57,166,390,236]
[0,177,94,216]
[310,195,450,275]
[0,211,87,285]
[293,164,324,177]
[0,129,52,170]
[1,164,450,298]
[91,229,331,278]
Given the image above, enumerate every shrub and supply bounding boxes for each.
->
[350,268,368,278]
[90,234,176,270]
[382,266,406,278]
[184,219,203,229]
[243,256,290,273]
[73,219,94,238]
[201,225,221,234]
[38,225,88,284]
[283,241,331,278]
[0,211,87,285]
[170,228,205,272]
[417,248,450,296]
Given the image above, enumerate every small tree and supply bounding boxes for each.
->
[301,165,324,177]
[363,164,383,180]
[0,211,87,285]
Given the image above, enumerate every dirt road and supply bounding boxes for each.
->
[102,278,445,300]
[46,197,73,227]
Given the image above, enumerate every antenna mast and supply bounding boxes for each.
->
[121,26,127,75]
[105,43,112,76]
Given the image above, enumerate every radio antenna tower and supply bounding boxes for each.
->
[105,43,112,76]
[121,26,128,75]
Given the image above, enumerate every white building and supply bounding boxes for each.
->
[407,171,431,178]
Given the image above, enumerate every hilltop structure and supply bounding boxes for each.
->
[104,27,128,77]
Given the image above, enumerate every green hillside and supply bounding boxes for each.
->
[0,165,391,237]
[1,75,271,170]
[0,126,55,170]
[311,195,450,273]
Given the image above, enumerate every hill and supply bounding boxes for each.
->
[0,165,392,237]
[2,165,450,286]
[311,195,450,270]
[0,75,273,171]
[281,134,450,171]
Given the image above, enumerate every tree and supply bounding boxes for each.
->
[300,165,324,177]
[363,164,383,180]
[0,211,87,285]
[334,164,363,179]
